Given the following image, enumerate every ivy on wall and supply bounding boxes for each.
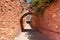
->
[29,0,54,15]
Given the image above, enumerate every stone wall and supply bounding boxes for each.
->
[0,0,22,40]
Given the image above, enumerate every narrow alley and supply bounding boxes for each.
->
[14,23,48,40]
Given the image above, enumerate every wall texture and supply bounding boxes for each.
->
[31,0,60,40]
[0,0,22,40]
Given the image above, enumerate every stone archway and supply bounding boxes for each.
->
[20,12,33,32]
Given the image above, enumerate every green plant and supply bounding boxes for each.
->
[30,0,54,16]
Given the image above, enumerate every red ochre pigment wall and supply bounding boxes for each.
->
[31,0,60,40]
[0,0,22,40]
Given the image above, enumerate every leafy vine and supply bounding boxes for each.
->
[30,0,54,16]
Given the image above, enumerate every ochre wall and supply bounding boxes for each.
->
[31,0,60,40]
[0,0,22,40]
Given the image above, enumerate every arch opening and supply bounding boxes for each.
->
[20,12,37,32]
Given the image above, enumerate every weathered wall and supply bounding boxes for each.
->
[0,0,22,40]
[31,0,60,40]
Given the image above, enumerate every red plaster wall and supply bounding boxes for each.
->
[31,0,60,40]
[31,15,39,29]
[0,0,22,40]
[39,0,60,33]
